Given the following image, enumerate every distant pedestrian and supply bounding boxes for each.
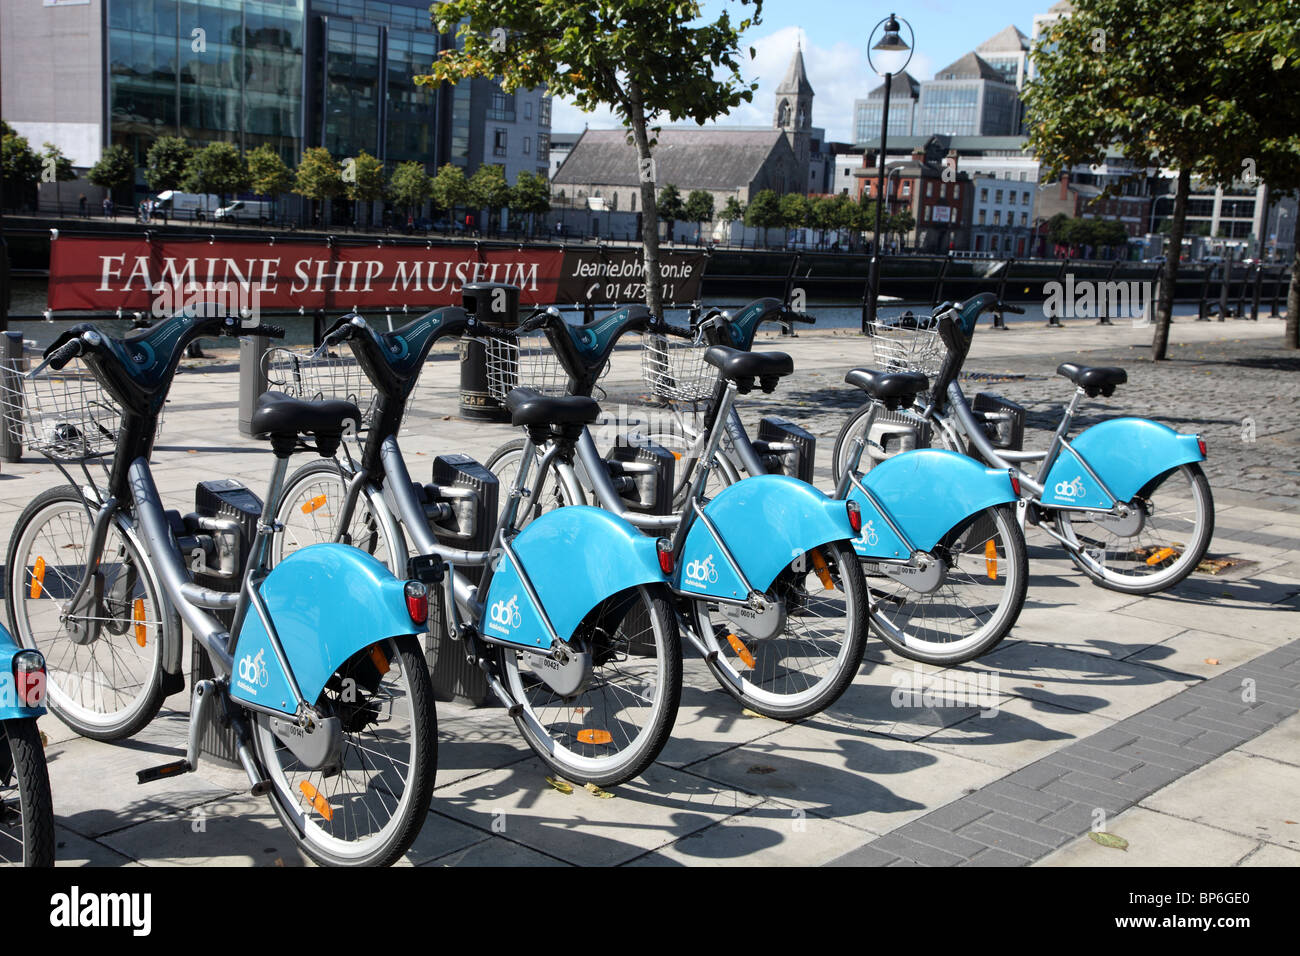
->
[102,197,113,218]
[78,194,87,218]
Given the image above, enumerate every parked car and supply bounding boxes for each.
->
[214,200,272,224]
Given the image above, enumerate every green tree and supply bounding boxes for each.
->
[389,161,433,221]
[744,188,783,247]
[431,163,470,227]
[38,142,77,214]
[469,163,511,233]
[247,144,294,218]
[294,147,344,225]
[778,192,810,230]
[344,150,386,227]
[888,209,915,251]
[422,0,762,316]
[143,136,191,193]
[3,127,42,212]
[720,195,745,222]
[183,141,249,205]
[86,143,135,208]
[658,184,686,239]
[1224,1,1300,347]
[684,189,714,239]
[1023,0,1292,358]
[510,170,551,235]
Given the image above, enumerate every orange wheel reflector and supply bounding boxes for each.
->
[985,540,998,580]
[576,729,613,745]
[1146,547,1178,566]
[301,494,328,515]
[369,645,390,676]
[726,632,756,669]
[298,781,333,821]
[809,549,835,590]
[133,599,148,646]
[671,451,683,461]
[30,558,46,599]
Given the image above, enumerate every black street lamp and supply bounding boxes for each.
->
[863,13,913,333]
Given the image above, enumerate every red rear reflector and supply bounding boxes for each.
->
[404,581,429,625]
[1010,473,1021,497]
[13,650,45,707]
[1197,438,1207,458]
[846,500,862,533]
[656,538,674,575]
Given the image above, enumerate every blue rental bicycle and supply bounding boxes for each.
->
[628,299,1027,665]
[831,292,1214,594]
[268,307,684,786]
[4,307,438,865]
[0,624,52,866]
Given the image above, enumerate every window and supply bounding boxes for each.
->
[1020,212,1028,226]
[995,189,1003,204]
[993,210,1002,225]
[524,101,533,121]
[493,129,508,156]
[901,180,911,197]
[1019,172,1027,181]
[980,188,988,202]
[978,209,986,224]
[488,91,515,122]
[630,191,636,211]
[537,132,549,162]
[927,182,934,197]
[524,136,531,155]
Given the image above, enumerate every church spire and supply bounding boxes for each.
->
[776,44,814,97]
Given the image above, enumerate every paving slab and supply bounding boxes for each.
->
[1035,807,1259,867]
[916,695,1114,771]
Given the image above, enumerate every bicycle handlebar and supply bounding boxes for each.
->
[44,338,83,372]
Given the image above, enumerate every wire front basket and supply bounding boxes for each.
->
[1,357,140,461]
[641,333,716,403]
[485,333,569,401]
[263,348,384,429]
[869,318,946,379]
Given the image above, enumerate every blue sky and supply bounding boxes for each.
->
[549,0,1056,142]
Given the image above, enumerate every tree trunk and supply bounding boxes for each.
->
[627,82,663,318]
[1151,168,1191,361]
[1285,243,1299,349]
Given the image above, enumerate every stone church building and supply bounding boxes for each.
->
[550,47,818,235]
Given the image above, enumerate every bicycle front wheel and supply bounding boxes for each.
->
[865,504,1028,665]
[0,718,55,867]
[1055,463,1214,595]
[5,485,173,740]
[485,438,576,525]
[694,539,868,719]
[252,635,436,867]
[499,584,681,787]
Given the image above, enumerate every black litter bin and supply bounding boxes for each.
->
[459,282,520,421]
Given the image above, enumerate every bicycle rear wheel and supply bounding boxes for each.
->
[5,485,173,740]
[252,635,436,866]
[865,504,1028,665]
[694,539,868,719]
[498,584,681,787]
[272,459,402,573]
[1055,463,1214,594]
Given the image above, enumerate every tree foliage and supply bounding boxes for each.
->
[87,143,135,194]
[420,0,762,314]
[1,127,42,210]
[144,136,191,193]
[294,147,344,202]
[183,141,249,200]
[247,145,294,200]
[431,163,470,218]
[390,161,433,214]
[684,189,714,226]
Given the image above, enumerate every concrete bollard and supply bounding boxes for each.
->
[0,331,25,463]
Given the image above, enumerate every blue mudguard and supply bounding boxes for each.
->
[846,449,1018,558]
[0,625,46,719]
[678,474,854,601]
[230,544,418,715]
[1039,418,1204,511]
[482,506,667,650]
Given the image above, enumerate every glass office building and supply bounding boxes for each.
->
[106,0,446,171]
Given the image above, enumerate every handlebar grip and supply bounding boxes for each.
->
[46,339,84,371]
[653,323,695,340]
[789,312,817,325]
[253,325,287,339]
[1000,304,1025,315]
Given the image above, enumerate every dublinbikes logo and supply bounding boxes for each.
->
[236,648,270,694]
[683,555,719,588]
[1054,476,1087,500]
[489,595,523,632]
[858,519,880,548]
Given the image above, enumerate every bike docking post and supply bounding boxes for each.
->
[930,252,954,313]
[1250,263,1263,320]
[1235,262,1250,319]
[0,330,24,462]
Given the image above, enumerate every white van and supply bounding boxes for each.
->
[152,190,221,221]
[214,200,272,224]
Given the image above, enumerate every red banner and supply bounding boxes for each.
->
[48,237,564,312]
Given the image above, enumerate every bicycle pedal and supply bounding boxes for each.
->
[136,759,193,784]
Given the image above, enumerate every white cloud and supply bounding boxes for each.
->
[547,26,939,145]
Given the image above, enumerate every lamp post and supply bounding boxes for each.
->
[863,13,914,333]
[1148,193,1175,237]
